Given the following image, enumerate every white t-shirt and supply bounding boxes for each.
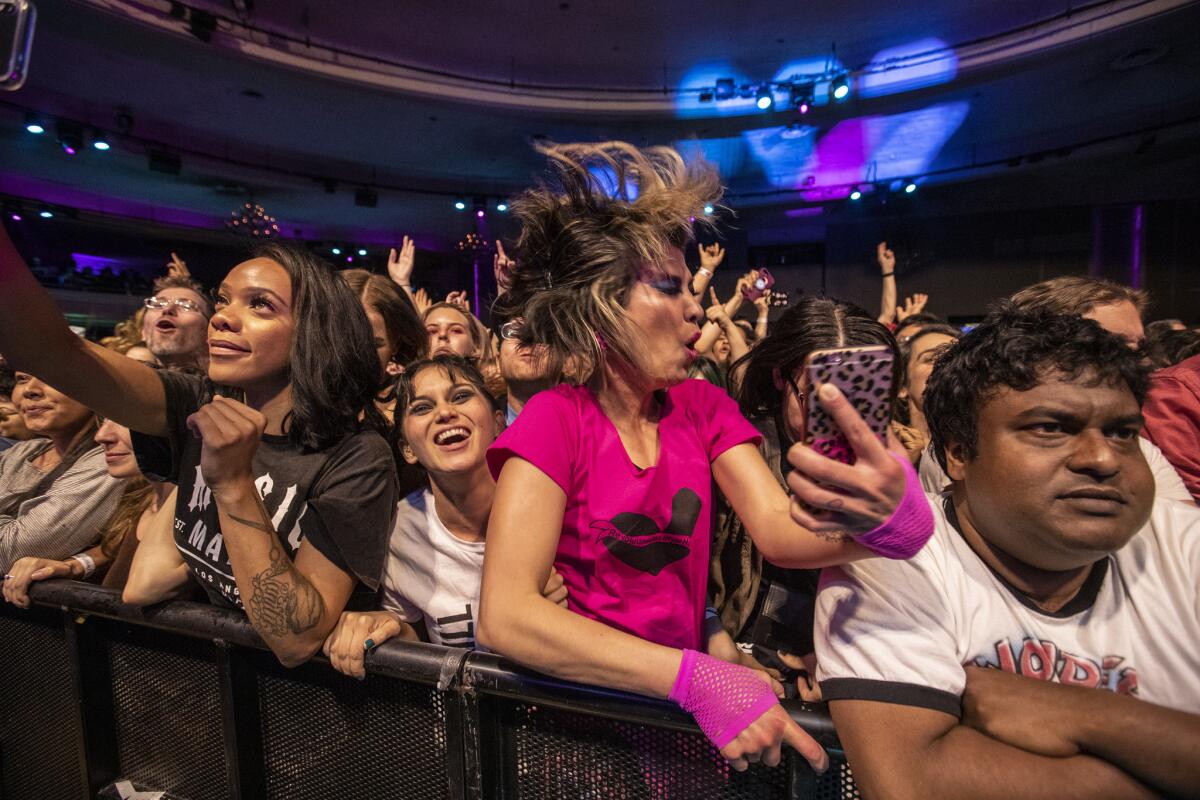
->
[381,488,484,648]
[918,437,1192,504]
[814,495,1200,717]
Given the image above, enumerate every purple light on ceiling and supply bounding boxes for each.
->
[784,207,823,218]
[476,209,485,218]
[10,213,20,221]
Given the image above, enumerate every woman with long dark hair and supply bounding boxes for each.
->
[0,235,399,667]
[713,297,901,699]
[477,142,933,773]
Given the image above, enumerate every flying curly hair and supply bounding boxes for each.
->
[492,141,723,388]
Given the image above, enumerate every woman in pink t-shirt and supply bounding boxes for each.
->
[478,141,932,774]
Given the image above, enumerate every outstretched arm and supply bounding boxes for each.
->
[0,228,168,435]
[876,242,897,326]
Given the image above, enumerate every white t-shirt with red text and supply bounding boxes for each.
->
[815,495,1200,717]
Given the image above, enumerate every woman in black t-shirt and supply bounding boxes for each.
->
[0,234,398,667]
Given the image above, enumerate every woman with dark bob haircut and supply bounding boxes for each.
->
[478,141,932,778]
[0,235,399,667]
[713,296,900,699]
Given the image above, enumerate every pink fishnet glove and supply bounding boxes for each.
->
[668,649,780,749]
[853,452,934,559]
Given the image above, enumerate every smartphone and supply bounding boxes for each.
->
[803,345,894,465]
[741,268,775,301]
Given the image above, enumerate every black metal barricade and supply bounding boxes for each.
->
[0,581,857,800]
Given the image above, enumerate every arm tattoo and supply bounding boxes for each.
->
[232,494,324,638]
[247,544,324,637]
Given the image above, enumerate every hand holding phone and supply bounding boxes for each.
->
[802,345,894,466]
[741,268,775,301]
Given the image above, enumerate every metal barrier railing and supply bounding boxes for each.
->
[0,580,857,800]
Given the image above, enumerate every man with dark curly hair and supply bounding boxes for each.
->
[813,307,1200,799]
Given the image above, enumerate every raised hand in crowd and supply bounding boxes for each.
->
[412,287,432,314]
[877,241,898,325]
[446,290,470,313]
[691,242,725,298]
[387,236,416,289]
[896,293,929,324]
[166,252,190,278]
[493,240,515,293]
[753,289,771,340]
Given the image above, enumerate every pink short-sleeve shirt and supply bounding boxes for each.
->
[488,380,761,650]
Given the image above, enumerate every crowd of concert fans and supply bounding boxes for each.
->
[1,141,1197,798]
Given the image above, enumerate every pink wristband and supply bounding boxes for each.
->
[853,452,934,560]
[668,649,780,750]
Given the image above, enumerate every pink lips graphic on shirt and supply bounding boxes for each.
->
[591,488,701,575]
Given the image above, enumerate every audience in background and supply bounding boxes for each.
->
[492,311,555,423]
[0,367,37,451]
[1142,350,1200,504]
[423,302,482,360]
[0,373,125,572]
[0,232,399,667]
[1144,327,1200,369]
[896,323,961,440]
[817,308,1200,799]
[141,272,212,370]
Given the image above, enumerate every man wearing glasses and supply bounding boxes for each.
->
[141,274,211,370]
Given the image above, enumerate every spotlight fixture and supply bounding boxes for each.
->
[714,78,735,100]
[454,198,467,211]
[39,206,53,219]
[331,247,342,256]
[24,113,45,134]
[357,248,368,256]
[831,74,851,101]
[703,204,715,215]
[10,213,21,221]
[904,181,918,194]
[755,86,774,111]
[476,209,485,219]
[92,130,111,151]
[55,120,83,155]
[789,83,814,114]
[849,189,862,201]
[496,201,509,212]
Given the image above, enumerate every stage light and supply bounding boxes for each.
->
[789,83,814,114]
[357,248,367,256]
[24,113,45,134]
[331,247,342,256]
[703,204,715,215]
[10,213,22,221]
[904,181,918,194]
[56,120,83,155]
[476,209,485,218]
[849,189,862,201]
[831,75,851,101]
[92,131,111,151]
[496,201,508,212]
[714,78,735,100]
[755,87,774,111]
[39,208,53,219]
[454,198,467,211]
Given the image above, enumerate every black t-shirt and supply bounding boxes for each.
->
[132,371,398,610]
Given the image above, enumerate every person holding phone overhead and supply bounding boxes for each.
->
[711,297,903,701]
[477,141,933,776]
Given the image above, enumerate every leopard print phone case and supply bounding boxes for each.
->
[803,345,895,465]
